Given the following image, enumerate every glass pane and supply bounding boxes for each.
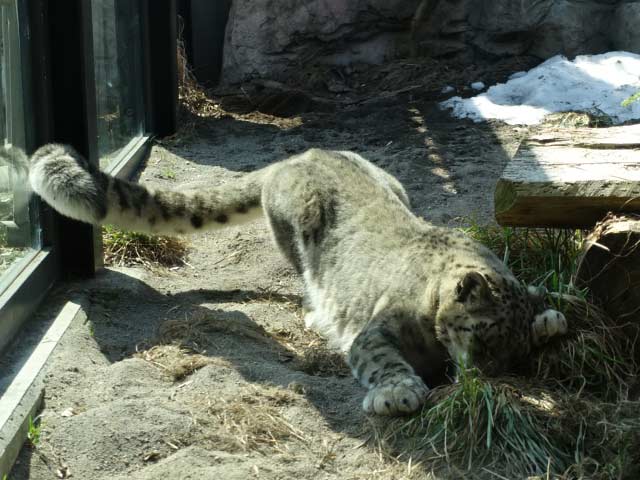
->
[0,1,40,283]
[92,0,145,169]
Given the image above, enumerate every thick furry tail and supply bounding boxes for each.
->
[28,144,265,235]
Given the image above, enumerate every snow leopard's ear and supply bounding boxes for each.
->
[456,271,491,307]
[531,309,568,346]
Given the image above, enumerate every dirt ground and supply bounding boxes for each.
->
[9,60,540,480]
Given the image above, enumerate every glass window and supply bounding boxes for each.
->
[92,0,146,169]
[0,0,40,288]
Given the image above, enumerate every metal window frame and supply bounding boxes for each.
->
[147,0,178,138]
[103,0,178,180]
[0,0,32,248]
[46,0,177,274]
[0,0,58,353]
[0,0,178,353]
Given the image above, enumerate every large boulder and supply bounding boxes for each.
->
[468,0,553,56]
[612,2,640,52]
[429,0,617,58]
[528,1,615,58]
[220,0,640,84]
[221,0,421,84]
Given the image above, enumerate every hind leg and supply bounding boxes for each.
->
[263,209,304,273]
[262,161,336,330]
[261,164,330,273]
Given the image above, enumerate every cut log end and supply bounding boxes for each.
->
[576,214,640,325]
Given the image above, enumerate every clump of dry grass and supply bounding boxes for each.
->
[175,20,223,121]
[542,111,614,128]
[194,386,305,454]
[297,347,349,377]
[272,326,350,377]
[156,310,270,348]
[534,293,638,399]
[137,310,270,381]
[102,225,188,268]
[155,308,347,379]
[136,345,216,381]
[162,24,225,148]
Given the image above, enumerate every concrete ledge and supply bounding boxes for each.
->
[0,301,81,477]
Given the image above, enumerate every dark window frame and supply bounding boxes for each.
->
[0,0,57,353]
[0,0,177,353]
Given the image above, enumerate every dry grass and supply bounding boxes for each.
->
[102,225,188,268]
[192,385,306,454]
[542,111,614,128]
[136,345,216,381]
[148,308,349,380]
[156,310,270,347]
[272,326,350,377]
[297,346,349,377]
[145,309,342,459]
[136,310,271,380]
[533,293,638,399]
[170,24,303,146]
[157,21,225,148]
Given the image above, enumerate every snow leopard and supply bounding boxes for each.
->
[17,143,568,415]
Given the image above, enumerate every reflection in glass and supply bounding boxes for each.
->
[92,0,145,169]
[0,1,39,284]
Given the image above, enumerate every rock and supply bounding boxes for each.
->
[221,0,421,84]
[468,0,552,56]
[219,0,640,85]
[468,0,616,58]
[529,1,614,58]
[612,2,640,52]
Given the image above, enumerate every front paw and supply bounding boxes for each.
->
[532,309,568,345]
[362,375,428,415]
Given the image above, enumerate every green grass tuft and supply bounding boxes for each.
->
[387,371,571,477]
[461,222,585,298]
[26,415,41,447]
[622,91,640,107]
[371,223,640,479]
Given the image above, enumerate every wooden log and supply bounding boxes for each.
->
[495,125,640,228]
[575,214,640,328]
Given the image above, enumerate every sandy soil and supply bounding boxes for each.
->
[9,68,536,479]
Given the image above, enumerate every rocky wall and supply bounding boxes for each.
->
[220,0,640,84]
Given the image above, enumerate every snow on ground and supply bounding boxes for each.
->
[441,51,640,125]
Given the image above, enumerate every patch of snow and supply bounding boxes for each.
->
[441,85,455,94]
[508,71,526,80]
[470,81,485,91]
[440,51,640,125]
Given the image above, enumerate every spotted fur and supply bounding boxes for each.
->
[28,144,264,234]
[18,144,568,415]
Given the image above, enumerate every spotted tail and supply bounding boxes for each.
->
[28,144,265,235]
